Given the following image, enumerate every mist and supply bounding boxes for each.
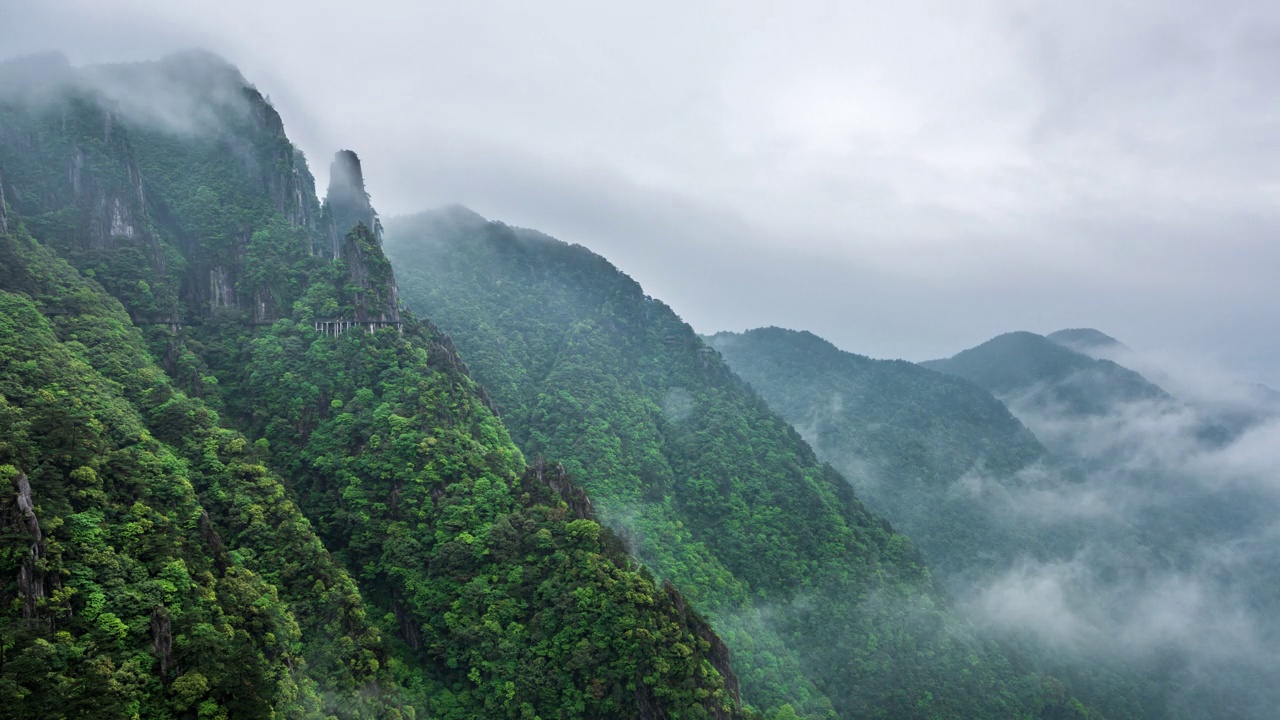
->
[951,344,1280,718]
[0,50,264,139]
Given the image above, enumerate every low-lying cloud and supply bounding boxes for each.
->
[956,349,1280,717]
[0,50,260,139]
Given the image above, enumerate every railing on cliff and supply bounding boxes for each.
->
[312,318,404,336]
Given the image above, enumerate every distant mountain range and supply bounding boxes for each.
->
[706,327,1047,580]
[714,325,1280,720]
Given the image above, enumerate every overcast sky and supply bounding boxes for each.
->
[4,0,1279,383]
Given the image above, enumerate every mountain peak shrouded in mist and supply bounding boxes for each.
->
[1,49,281,138]
[0,51,74,97]
[1048,328,1128,354]
[425,203,490,230]
[922,330,1169,415]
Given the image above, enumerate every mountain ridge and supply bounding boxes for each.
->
[0,52,746,719]
[384,204,1096,719]
[922,330,1170,416]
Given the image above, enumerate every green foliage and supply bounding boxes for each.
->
[211,297,739,718]
[1,54,747,720]
[706,328,1049,582]
[0,228,414,719]
[383,208,1096,719]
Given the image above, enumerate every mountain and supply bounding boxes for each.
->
[383,207,1095,719]
[717,325,1280,720]
[920,330,1257,454]
[921,331,1169,417]
[0,52,744,719]
[705,328,1051,582]
[1053,328,1280,435]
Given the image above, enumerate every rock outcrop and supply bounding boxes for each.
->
[320,150,400,329]
[322,149,380,256]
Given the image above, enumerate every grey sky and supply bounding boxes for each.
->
[4,0,1279,383]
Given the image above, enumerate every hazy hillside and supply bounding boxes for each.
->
[706,327,1051,582]
[384,206,1094,720]
[921,331,1168,417]
[715,324,1280,720]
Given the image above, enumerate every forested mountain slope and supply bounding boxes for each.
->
[715,325,1280,720]
[384,206,1095,719]
[0,51,744,720]
[705,328,1048,581]
[920,332,1167,417]
[0,224,414,719]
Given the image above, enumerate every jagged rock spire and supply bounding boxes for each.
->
[323,149,380,257]
[316,150,400,327]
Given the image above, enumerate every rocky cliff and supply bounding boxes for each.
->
[319,151,400,328]
[322,149,379,253]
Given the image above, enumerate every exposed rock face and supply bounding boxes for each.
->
[10,471,47,625]
[69,52,322,319]
[242,85,319,232]
[324,149,380,256]
[150,605,174,675]
[530,459,594,520]
[320,150,400,328]
[0,77,177,326]
[209,265,236,310]
[0,88,150,251]
[68,124,150,250]
[274,147,318,229]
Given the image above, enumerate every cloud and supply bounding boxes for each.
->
[80,51,261,137]
[952,348,1280,717]
[968,552,1272,663]
[0,48,260,142]
[4,0,1278,382]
